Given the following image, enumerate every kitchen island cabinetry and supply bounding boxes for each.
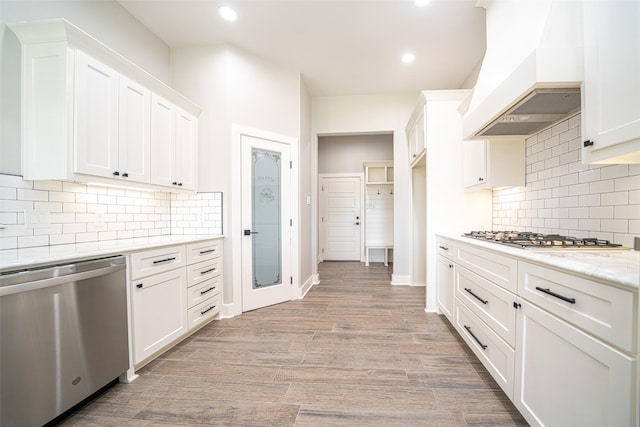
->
[129,238,223,368]
[581,0,640,164]
[9,19,199,191]
[451,240,518,398]
[436,235,638,426]
[462,138,525,191]
[514,262,637,427]
[515,298,635,427]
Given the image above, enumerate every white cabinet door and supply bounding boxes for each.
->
[463,139,525,191]
[514,300,636,427]
[436,255,455,322]
[174,108,198,190]
[150,94,176,187]
[462,139,487,189]
[408,109,426,164]
[118,76,151,184]
[582,0,640,163]
[132,269,187,365]
[74,50,119,178]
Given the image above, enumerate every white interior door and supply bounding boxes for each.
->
[241,134,292,312]
[321,176,362,261]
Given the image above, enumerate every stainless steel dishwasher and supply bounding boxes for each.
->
[0,256,129,427]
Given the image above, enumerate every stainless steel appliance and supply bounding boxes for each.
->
[1,256,129,427]
[462,230,628,250]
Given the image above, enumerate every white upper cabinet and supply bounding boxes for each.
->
[74,51,120,179]
[118,76,151,183]
[150,94,176,187]
[463,138,525,191]
[150,97,197,191]
[9,20,200,191]
[582,0,640,163]
[406,103,426,165]
[174,108,198,191]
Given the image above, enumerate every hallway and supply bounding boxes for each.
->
[59,262,527,426]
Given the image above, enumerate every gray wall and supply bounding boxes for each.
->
[318,134,393,174]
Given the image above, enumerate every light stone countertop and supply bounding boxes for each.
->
[439,234,640,290]
[0,234,224,273]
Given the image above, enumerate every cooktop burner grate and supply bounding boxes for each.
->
[462,231,625,249]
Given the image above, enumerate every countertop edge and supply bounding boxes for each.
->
[437,233,640,290]
[0,235,224,273]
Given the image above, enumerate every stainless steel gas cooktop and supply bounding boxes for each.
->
[462,231,629,250]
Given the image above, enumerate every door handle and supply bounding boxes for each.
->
[243,229,259,236]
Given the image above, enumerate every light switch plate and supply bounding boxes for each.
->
[24,209,51,229]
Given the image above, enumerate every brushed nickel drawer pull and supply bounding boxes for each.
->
[464,325,487,350]
[535,286,576,304]
[464,287,488,304]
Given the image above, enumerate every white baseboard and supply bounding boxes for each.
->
[299,274,318,298]
[221,303,241,319]
[390,274,410,285]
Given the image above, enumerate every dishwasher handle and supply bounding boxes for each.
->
[0,263,126,297]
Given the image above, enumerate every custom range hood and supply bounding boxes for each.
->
[462,0,584,139]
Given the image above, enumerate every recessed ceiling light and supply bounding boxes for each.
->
[218,6,238,22]
[414,0,433,6]
[402,52,416,64]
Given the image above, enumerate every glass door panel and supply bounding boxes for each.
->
[252,148,281,289]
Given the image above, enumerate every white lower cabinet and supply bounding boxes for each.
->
[438,235,638,427]
[129,238,223,367]
[514,300,636,427]
[455,299,515,398]
[131,269,187,364]
[436,239,456,322]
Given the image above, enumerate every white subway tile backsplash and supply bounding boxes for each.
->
[18,235,49,248]
[62,182,87,193]
[589,206,614,219]
[615,175,640,191]
[0,187,17,200]
[615,205,640,220]
[589,179,614,194]
[0,174,224,256]
[578,194,600,207]
[601,219,628,233]
[493,113,640,246]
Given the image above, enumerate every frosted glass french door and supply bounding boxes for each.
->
[241,135,292,312]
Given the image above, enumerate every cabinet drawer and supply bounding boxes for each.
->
[455,299,515,399]
[187,276,222,309]
[519,261,637,353]
[456,265,517,346]
[457,243,517,292]
[188,294,221,330]
[186,239,222,265]
[130,245,186,280]
[437,237,456,261]
[186,258,222,288]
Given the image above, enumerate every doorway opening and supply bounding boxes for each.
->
[317,133,393,266]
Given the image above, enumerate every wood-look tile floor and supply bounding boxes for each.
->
[59,262,528,426]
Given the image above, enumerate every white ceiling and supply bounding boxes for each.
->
[117,0,486,96]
